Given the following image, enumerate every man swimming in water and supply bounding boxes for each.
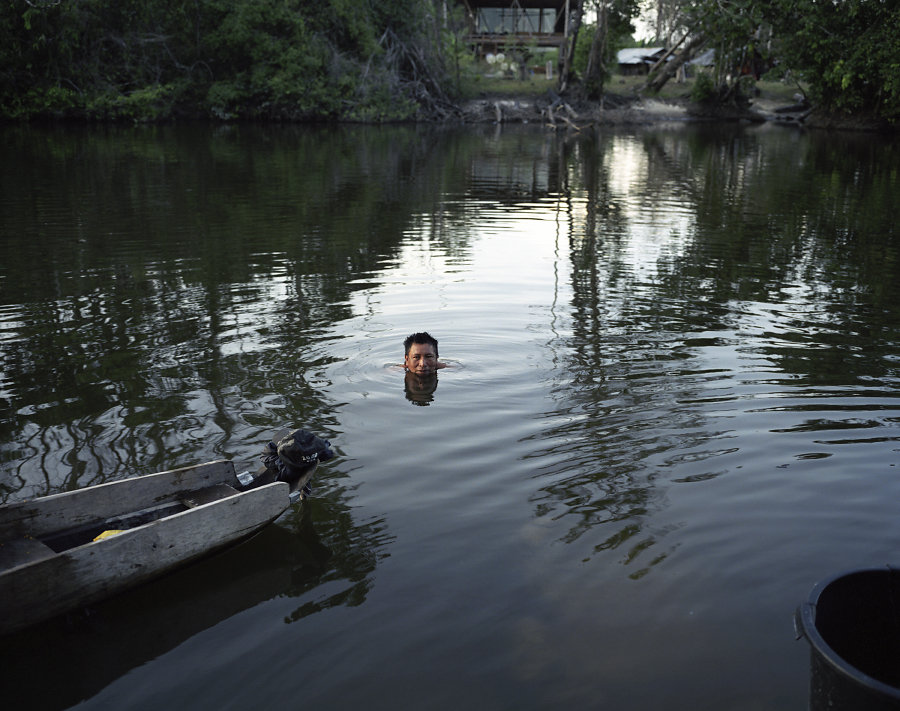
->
[403,332,447,375]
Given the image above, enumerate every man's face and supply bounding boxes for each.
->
[405,342,438,375]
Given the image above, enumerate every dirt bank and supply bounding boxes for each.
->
[455,85,897,131]
[457,91,817,128]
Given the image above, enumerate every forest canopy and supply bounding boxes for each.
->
[1,0,898,124]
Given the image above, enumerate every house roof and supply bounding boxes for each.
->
[616,47,665,65]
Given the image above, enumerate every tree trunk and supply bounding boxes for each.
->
[557,0,584,94]
[642,34,705,94]
[582,2,607,100]
[645,24,696,77]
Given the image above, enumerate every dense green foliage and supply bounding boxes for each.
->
[764,0,900,120]
[1,0,899,123]
[0,0,450,121]
[579,0,900,122]
[655,0,900,122]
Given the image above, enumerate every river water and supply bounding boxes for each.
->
[1,120,899,709]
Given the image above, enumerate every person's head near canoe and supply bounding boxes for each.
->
[403,331,447,375]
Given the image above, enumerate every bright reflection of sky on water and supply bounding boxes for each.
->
[604,138,695,270]
[348,205,572,321]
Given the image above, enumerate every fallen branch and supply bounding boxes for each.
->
[545,103,582,131]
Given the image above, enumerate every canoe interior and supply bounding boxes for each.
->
[0,460,239,543]
[0,479,291,635]
[0,474,242,574]
[40,483,240,554]
[0,433,315,634]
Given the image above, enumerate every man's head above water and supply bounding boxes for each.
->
[403,332,445,375]
[404,332,439,358]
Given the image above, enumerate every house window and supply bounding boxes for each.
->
[476,8,556,34]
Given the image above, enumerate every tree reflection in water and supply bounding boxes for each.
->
[526,124,900,579]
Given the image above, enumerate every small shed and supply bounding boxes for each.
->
[616,47,666,75]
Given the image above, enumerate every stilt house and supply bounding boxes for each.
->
[457,0,571,57]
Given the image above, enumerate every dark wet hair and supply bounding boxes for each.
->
[404,331,439,357]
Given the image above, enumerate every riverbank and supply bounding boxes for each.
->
[456,75,888,131]
[459,91,809,128]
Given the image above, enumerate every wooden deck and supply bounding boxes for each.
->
[466,31,565,50]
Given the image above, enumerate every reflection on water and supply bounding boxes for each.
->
[404,371,439,406]
[537,125,899,578]
[1,122,899,710]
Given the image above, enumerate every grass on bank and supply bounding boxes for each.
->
[458,70,807,106]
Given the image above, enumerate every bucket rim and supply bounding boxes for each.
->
[798,565,900,701]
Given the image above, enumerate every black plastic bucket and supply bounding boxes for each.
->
[797,567,900,710]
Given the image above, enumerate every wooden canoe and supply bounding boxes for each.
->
[0,457,312,635]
